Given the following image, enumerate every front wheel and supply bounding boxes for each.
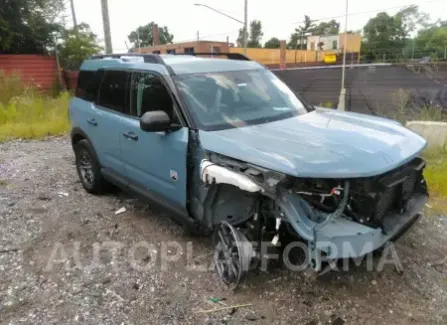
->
[74,139,110,194]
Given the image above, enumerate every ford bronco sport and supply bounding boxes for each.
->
[69,53,428,288]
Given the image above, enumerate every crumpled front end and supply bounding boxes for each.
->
[276,157,428,269]
[198,152,428,280]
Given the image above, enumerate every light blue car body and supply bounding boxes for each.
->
[199,108,426,178]
[70,54,428,267]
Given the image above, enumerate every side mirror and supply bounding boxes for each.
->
[140,111,179,132]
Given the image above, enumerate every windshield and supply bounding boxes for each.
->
[174,69,309,130]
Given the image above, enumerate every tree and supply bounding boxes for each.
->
[128,22,174,48]
[264,37,281,49]
[236,26,248,47]
[247,20,263,48]
[58,23,103,70]
[395,5,430,40]
[362,12,400,61]
[0,0,65,54]
[287,33,299,49]
[312,20,340,35]
[362,6,430,62]
[411,22,447,59]
[289,15,316,49]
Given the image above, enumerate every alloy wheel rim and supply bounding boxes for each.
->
[79,150,94,186]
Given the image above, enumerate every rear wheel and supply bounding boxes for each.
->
[74,139,110,194]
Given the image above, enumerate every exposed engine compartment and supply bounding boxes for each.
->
[205,153,428,231]
[288,157,427,229]
[200,153,428,287]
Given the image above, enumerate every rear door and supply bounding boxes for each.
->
[93,69,130,175]
[70,70,104,156]
[120,71,189,212]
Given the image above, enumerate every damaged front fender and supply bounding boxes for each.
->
[200,160,264,193]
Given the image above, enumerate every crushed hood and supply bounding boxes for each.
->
[198,108,427,178]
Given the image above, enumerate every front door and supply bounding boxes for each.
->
[120,71,189,213]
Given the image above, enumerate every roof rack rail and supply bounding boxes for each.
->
[90,53,167,65]
[178,53,251,61]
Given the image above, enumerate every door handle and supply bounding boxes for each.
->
[87,118,98,126]
[123,132,138,141]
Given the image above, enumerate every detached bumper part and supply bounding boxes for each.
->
[278,188,428,270]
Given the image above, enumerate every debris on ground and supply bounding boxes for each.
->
[114,207,126,215]
[195,304,253,314]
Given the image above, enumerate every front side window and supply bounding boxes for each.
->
[129,72,175,120]
[97,70,129,113]
[174,69,308,130]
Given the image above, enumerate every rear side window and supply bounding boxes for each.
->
[97,70,129,113]
[76,70,103,102]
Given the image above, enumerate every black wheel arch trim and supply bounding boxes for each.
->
[71,127,102,166]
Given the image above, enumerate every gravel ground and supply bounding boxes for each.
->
[0,137,446,325]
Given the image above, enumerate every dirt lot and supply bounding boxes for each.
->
[0,137,446,325]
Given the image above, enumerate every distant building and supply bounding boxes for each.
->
[136,40,230,55]
[307,33,361,53]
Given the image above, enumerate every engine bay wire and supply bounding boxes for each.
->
[295,186,343,197]
[315,181,350,229]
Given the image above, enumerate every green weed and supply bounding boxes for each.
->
[424,152,447,198]
[0,87,70,142]
[319,101,335,109]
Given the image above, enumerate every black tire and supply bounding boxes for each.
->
[74,139,109,194]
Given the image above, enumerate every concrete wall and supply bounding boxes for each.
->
[230,47,337,65]
[406,121,447,149]
[307,33,361,52]
[340,33,362,53]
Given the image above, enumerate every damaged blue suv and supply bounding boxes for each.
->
[70,53,428,287]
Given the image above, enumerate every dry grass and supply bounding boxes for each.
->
[388,88,447,124]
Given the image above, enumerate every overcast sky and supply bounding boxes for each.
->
[70,0,445,52]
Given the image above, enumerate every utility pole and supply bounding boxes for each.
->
[136,28,140,52]
[243,0,248,56]
[197,31,200,41]
[444,45,446,59]
[411,40,415,59]
[101,0,113,54]
[337,0,348,111]
[54,36,63,89]
[69,0,78,28]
